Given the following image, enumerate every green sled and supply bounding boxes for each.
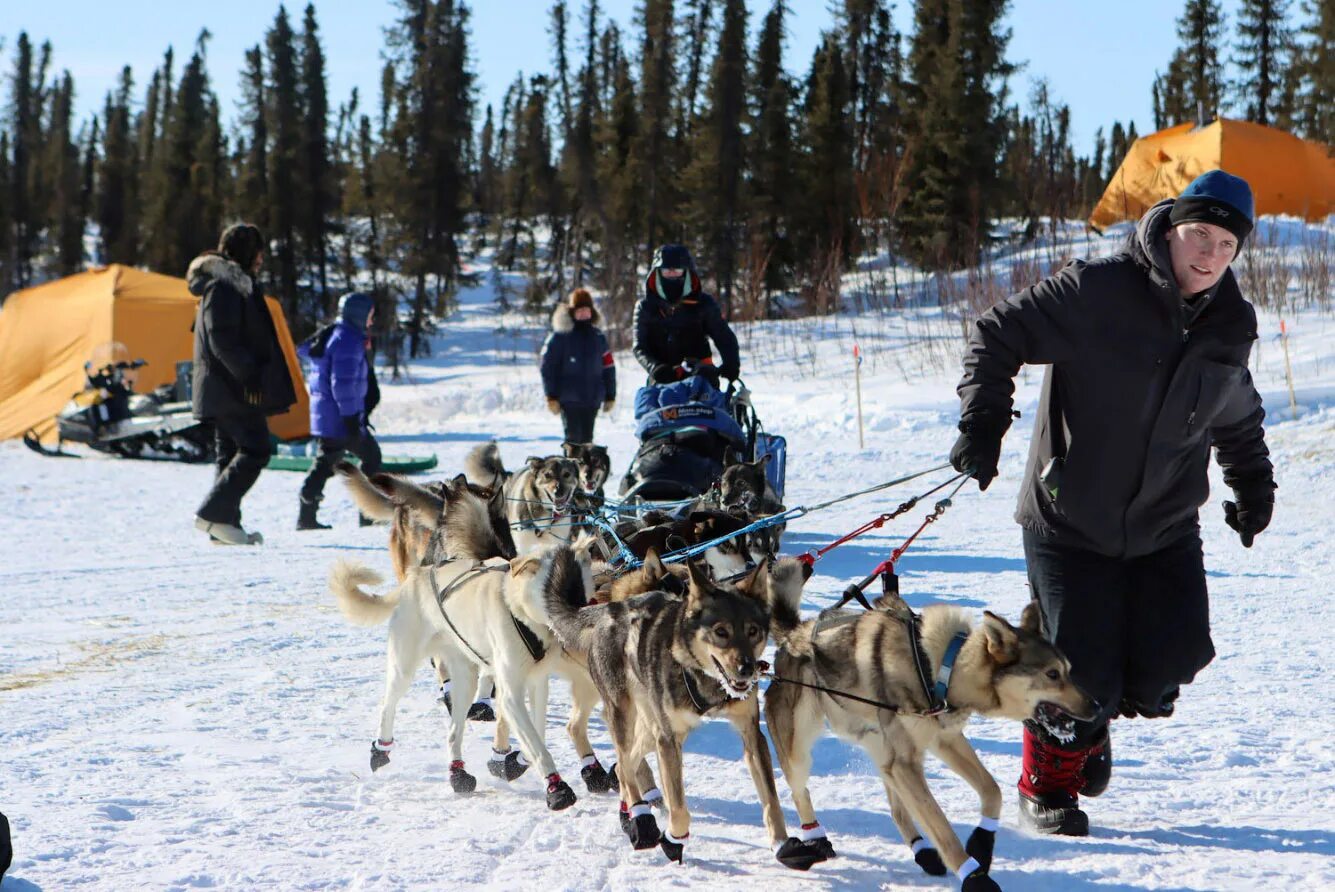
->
[266,452,438,474]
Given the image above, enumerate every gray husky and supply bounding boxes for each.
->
[466,442,581,553]
[542,555,827,870]
[763,560,1096,890]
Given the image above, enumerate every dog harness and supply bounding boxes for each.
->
[681,665,722,715]
[430,562,509,667]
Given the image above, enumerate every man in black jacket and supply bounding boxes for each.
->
[950,171,1275,835]
[188,223,297,545]
[632,244,740,389]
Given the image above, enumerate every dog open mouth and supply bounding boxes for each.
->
[711,656,757,699]
[1032,701,1078,744]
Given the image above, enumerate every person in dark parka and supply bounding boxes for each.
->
[541,288,616,444]
[950,170,1275,836]
[632,244,740,389]
[188,223,297,545]
[297,291,384,530]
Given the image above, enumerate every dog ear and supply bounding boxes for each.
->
[1019,602,1043,636]
[449,472,470,491]
[561,441,577,458]
[510,555,542,577]
[643,547,666,579]
[981,611,1020,664]
[525,456,544,471]
[686,557,713,600]
[757,453,772,468]
[735,557,770,602]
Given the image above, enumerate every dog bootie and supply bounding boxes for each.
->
[487,749,530,782]
[660,830,687,863]
[296,499,331,531]
[773,837,826,871]
[1018,724,1090,836]
[1080,725,1112,798]
[369,738,394,772]
[965,817,998,872]
[467,699,496,722]
[910,835,947,875]
[622,802,660,850]
[545,774,577,811]
[450,761,477,795]
[579,756,616,794]
[960,858,1001,892]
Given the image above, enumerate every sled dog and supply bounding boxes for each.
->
[542,556,826,870]
[562,441,612,498]
[465,442,581,554]
[763,560,1096,888]
[699,456,786,557]
[329,481,613,807]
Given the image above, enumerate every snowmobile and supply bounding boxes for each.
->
[23,358,214,463]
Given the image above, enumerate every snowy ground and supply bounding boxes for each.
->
[3,226,1334,891]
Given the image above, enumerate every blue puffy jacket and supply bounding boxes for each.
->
[540,303,616,409]
[301,293,373,439]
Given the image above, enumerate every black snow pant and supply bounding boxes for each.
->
[299,429,384,505]
[1023,529,1215,749]
[197,413,272,526]
[561,405,598,444]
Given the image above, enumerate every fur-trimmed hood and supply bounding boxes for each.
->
[550,302,601,333]
[187,252,253,298]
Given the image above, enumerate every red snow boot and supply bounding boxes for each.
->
[1018,724,1092,836]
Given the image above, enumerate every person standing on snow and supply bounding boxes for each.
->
[540,288,616,444]
[188,223,297,546]
[296,292,384,530]
[632,243,740,390]
[949,170,1275,836]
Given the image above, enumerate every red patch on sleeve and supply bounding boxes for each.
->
[602,352,615,368]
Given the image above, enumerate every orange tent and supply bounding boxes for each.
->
[1090,118,1334,230]
[0,264,309,442]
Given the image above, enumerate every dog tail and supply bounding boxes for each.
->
[537,544,601,654]
[329,560,399,627]
[766,557,815,657]
[464,441,506,491]
[336,461,397,521]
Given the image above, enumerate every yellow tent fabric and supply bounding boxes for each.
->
[1090,118,1335,230]
[0,264,310,442]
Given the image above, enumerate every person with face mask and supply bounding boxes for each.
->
[632,244,740,390]
[540,288,617,444]
[950,170,1275,836]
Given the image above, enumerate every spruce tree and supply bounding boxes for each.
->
[631,0,678,257]
[6,33,37,287]
[747,1,796,298]
[682,0,746,313]
[1233,0,1293,125]
[1171,0,1228,124]
[45,72,83,276]
[266,5,303,318]
[97,67,140,265]
[235,46,270,234]
[797,34,854,304]
[1292,0,1333,144]
[299,3,333,311]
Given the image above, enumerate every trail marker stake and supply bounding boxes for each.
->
[1280,318,1298,418]
[854,343,865,450]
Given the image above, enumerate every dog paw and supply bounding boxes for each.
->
[467,701,496,722]
[961,870,1001,892]
[488,750,530,782]
[911,837,947,876]
[545,774,577,811]
[449,762,477,795]
[966,827,996,872]
[623,804,661,850]
[774,837,826,871]
[659,831,687,863]
[369,740,393,772]
[580,758,615,794]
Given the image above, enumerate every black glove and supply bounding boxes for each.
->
[697,365,721,389]
[719,363,740,382]
[650,363,679,384]
[949,414,1009,491]
[342,414,363,439]
[1223,480,1274,548]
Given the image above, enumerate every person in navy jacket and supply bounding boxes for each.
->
[297,292,383,529]
[540,288,616,444]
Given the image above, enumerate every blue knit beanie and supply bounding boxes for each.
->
[338,292,375,330]
[1169,170,1255,244]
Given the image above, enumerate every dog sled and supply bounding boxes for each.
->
[617,375,786,514]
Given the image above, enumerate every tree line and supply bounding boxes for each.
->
[0,0,1330,354]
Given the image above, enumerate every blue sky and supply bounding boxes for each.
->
[6,0,1244,157]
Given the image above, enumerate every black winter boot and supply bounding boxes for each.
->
[297,499,331,531]
[1018,723,1091,836]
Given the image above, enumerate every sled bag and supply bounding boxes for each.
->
[755,432,787,500]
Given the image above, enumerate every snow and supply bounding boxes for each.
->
[3,222,1335,891]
